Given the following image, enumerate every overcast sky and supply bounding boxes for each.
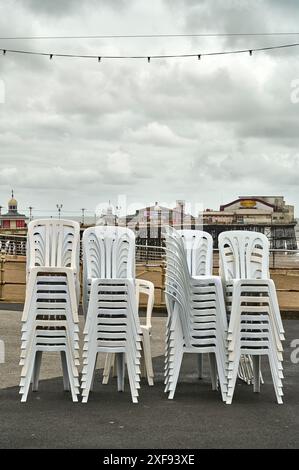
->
[0,0,299,218]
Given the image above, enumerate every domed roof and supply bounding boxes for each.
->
[107,202,114,214]
[8,190,17,207]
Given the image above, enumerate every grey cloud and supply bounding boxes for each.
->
[24,0,84,16]
[23,0,128,17]
[163,0,299,56]
[0,0,299,214]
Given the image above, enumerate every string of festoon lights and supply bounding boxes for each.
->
[0,41,299,62]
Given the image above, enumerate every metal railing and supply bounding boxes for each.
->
[0,236,299,310]
[0,236,27,256]
[1,234,299,270]
[136,246,299,269]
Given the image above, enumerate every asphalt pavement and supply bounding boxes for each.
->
[0,311,299,449]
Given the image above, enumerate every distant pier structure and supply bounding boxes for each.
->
[120,196,297,251]
[204,196,297,249]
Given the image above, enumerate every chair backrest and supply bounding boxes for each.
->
[83,225,135,280]
[27,219,80,271]
[176,229,213,276]
[218,230,270,280]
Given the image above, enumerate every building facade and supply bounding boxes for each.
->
[0,191,28,232]
[120,200,196,244]
[203,196,297,249]
[96,202,118,226]
[92,195,297,250]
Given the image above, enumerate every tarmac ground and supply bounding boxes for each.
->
[0,310,299,449]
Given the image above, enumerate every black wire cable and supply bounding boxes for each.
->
[1,42,299,60]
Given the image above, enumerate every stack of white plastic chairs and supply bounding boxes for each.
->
[218,230,284,404]
[164,227,228,401]
[81,226,142,403]
[102,278,155,386]
[20,219,80,402]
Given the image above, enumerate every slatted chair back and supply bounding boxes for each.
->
[218,230,269,280]
[27,219,80,271]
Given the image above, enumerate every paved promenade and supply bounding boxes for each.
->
[0,311,299,448]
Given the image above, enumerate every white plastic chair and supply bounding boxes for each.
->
[164,226,228,401]
[81,278,142,403]
[176,229,213,277]
[20,219,80,402]
[81,226,142,402]
[102,278,155,386]
[82,225,135,317]
[218,230,284,404]
[176,229,214,378]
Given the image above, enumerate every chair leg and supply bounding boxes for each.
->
[252,355,261,393]
[197,354,203,379]
[82,348,97,403]
[112,354,117,378]
[267,354,283,404]
[116,352,125,392]
[142,331,154,386]
[61,351,70,391]
[64,348,78,402]
[125,352,139,404]
[102,353,114,384]
[91,353,98,391]
[140,352,146,378]
[21,350,37,402]
[208,353,217,391]
[32,351,43,392]
[168,350,183,399]
[226,353,241,405]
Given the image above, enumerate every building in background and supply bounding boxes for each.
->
[0,193,296,252]
[203,196,297,249]
[0,191,28,234]
[96,202,118,227]
[120,200,196,245]
[113,196,297,249]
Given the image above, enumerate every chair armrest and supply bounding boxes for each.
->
[136,279,155,329]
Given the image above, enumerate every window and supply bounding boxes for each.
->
[2,220,10,228]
